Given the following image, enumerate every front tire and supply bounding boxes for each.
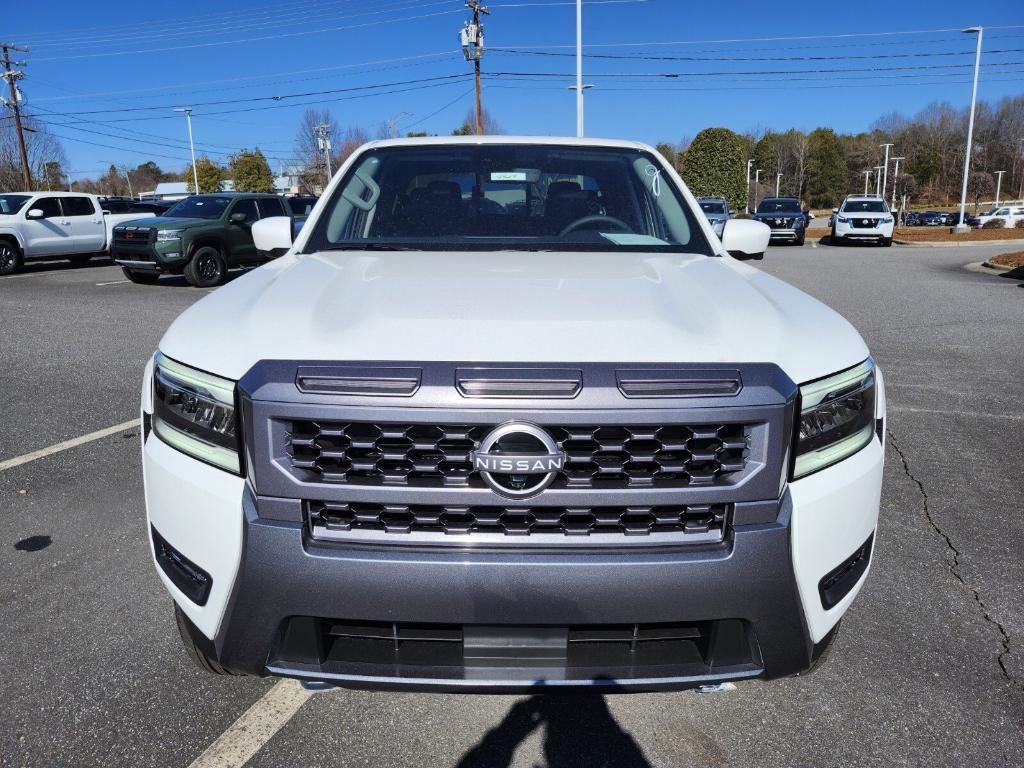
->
[174,605,237,676]
[184,246,227,288]
[881,237,892,247]
[122,267,160,284]
[0,240,23,276]
[830,227,843,246]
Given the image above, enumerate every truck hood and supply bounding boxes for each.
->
[120,216,210,229]
[159,250,869,384]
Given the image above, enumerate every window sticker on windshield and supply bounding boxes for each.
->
[491,171,528,182]
[645,165,662,197]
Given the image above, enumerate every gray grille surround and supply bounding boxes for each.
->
[239,360,797,549]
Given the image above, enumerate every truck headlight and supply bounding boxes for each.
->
[837,216,849,224]
[793,358,875,479]
[152,352,241,474]
[156,229,184,242]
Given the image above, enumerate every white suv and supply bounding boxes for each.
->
[142,137,885,692]
[831,195,895,247]
[974,205,1024,229]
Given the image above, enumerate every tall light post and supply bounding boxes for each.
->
[879,143,894,202]
[314,124,332,188]
[754,169,762,210]
[775,173,782,197]
[174,107,199,194]
[1018,139,1024,202]
[874,166,884,196]
[890,156,905,211]
[956,26,983,231]
[576,0,583,136]
[863,170,871,196]
[745,159,754,214]
[994,170,1005,205]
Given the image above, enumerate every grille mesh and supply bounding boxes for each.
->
[286,421,749,489]
[307,500,729,540]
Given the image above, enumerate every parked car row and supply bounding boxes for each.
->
[0,191,317,282]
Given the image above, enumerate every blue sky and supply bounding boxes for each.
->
[6,0,1024,181]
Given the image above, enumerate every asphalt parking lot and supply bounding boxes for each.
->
[1,243,1022,767]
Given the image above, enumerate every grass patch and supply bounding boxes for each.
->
[893,227,1024,242]
[989,251,1024,268]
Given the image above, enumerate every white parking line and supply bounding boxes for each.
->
[96,279,130,286]
[0,420,137,472]
[187,679,313,768]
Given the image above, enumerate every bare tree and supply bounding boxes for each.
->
[0,114,67,192]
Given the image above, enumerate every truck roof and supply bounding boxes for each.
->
[362,135,653,152]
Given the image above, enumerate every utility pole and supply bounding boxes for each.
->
[775,173,782,197]
[388,112,412,139]
[879,143,893,201]
[890,156,905,211]
[863,170,871,196]
[874,166,883,196]
[460,1,489,135]
[956,26,983,231]
[1,43,32,190]
[314,123,332,188]
[994,170,1005,206]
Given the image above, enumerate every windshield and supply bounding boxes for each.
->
[756,199,801,213]
[304,144,712,254]
[164,196,232,219]
[842,200,889,213]
[0,194,30,215]
[699,201,726,214]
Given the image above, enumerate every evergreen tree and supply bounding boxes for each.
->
[185,157,227,194]
[231,148,275,193]
[680,128,746,209]
[805,128,848,208]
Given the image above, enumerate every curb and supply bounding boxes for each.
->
[980,261,1013,273]
[892,238,1024,248]
[963,261,1013,276]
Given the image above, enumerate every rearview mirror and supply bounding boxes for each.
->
[252,216,293,255]
[26,208,44,219]
[721,219,770,260]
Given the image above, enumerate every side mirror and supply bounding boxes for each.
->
[229,212,248,224]
[26,208,44,219]
[721,219,770,260]
[252,216,293,253]
[831,208,839,214]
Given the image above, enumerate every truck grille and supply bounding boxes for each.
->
[307,500,729,542]
[286,421,749,490]
[851,218,879,229]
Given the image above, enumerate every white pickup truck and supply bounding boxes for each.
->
[0,192,154,275]
[143,136,885,692]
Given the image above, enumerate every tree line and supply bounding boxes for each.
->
[656,95,1024,211]
[4,97,1020,207]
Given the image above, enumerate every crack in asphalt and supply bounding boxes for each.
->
[887,430,1017,688]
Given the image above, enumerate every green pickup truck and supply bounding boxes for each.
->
[111,192,298,287]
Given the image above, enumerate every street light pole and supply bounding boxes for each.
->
[863,170,871,196]
[745,159,754,214]
[956,26,983,231]
[753,169,762,210]
[890,156,905,211]
[576,0,583,137]
[879,143,893,201]
[874,166,883,196]
[994,170,1005,205]
[174,107,199,194]
[775,173,782,197]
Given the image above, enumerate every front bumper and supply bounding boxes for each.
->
[834,221,894,240]
[112,240,185,272]
[144,437,883,693]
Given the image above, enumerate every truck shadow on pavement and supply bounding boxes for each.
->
[455,694,651,768]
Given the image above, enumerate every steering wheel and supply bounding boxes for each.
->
[559,214,632,238]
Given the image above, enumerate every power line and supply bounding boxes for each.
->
[32,8,466,61]
[489,46,1024,62]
